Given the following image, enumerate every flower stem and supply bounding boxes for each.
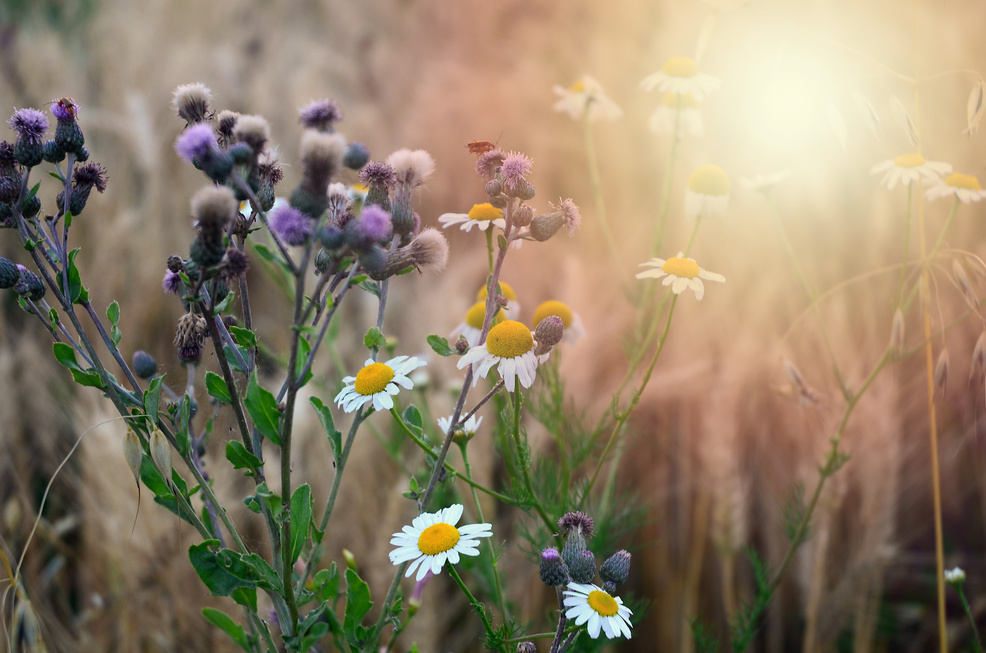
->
[460,442,509,622]
[446,564,500,649]
[583,116,621,271]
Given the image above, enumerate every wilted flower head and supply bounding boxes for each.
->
[215,110,240,147]
[299,99,343,131]
[552,75,623,122]
[367,228,449,280]
[386,149,435,187]
[233,114,270,154]
[162,269,182,294]
[174,312,208,364]
[558,511,595,538]
[172,83,213,124]
[73,161,108,194]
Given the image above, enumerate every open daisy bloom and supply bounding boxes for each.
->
[477,281,520,320]
[533,300,586,343]
[640,56,721,102]
[451,301,504,347]
[456,319,541,391]
[685,164,731,219]
[925,172,986,203]
[389,504,493,581]
[334,355,426,413]
[438,203,506,232]
[649,92,703,136]
[563,582,633,640]
[870,153,951,190]
[552,74,623,122]
[636,252,725,300]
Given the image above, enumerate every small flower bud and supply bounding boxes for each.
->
[270,205,313,246]
[529,211,564,242]
[20,194,40,219]
[357,244,387,272]
[455,336,469,354]
[485,178,502,197]
[599,550,631,588]
[0,257,20,288]
[175,312,208,364]
[319,224,346,250]
[313,247,333,274]
[367,228,448,280]
[513,204,533,228]
[299,99,343,132]
[539,547,570,587]
[561,529,586,571]
[513,180,536,201]
[298,130,346,202]
[343,142,370,170]
[132,350,159,379]
[516,643,537,653]
[533,315,564,356]
[343,549,358,571]
[570,550,597,584]
[222,247,249,280]
[345,205,393,250]
[13,265,44,301]
[51,98,84,155]
[945,567,966,585]
[488,194,507,209]
[935,347,950,399]
[149,428,172,478]
[42,139,65,163]
[123,427,143,485]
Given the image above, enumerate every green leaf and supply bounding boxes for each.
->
[343,568,373,649]
[59,248,89,304]
[289,484,313,564]
[214,288,236,314]
[188,540,255,596]
[314,564,340,603]
[224,343,251,374]
[402,404,423,431]
[229,325,257,349]
[206,371,233,404]
[48,308,59,332]
[295,334,313,389]
[239,553,283,593]
[225,441,262,476]
[363,327,386,350]
[309,397,341,462]
[106,301,122,346]
[349,274,368,286]
[427,334,456,357]
[231,587,257,612]
[143,376,164,425]
[70,367,105,388]
[52,342,82,371]
[201,608,250,650]
[245,372,281,445]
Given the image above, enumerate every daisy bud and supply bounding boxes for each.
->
[233,114,270,155]
[367,227,448,280]
[13,265,44,301]
[123,427,143,485]
[8,108,48,167]
[175,312,208,364]
[890,308,905,356]
[533,315,564,356]
[172,83,213,125]
[132,350,158,379]
[0,256,20,288]
[935,347,950,399]
[570,550,597,584]
[149,428,172,478]
[971,330,986,385]
[529,211,564,242]
[51,98,84,155]
[599,550,631,588]
[513,204,533,228]
[343,142,370,170]
[539,547,570,586]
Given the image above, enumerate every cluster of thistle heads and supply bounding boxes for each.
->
[163,83,450,364]
[541,512,631,594]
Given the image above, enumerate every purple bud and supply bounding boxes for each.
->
[162,269,182,294]
[269,205,313,246]
[175,124,217,163]
[299,99,343,131]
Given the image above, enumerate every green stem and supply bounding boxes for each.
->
[652,104,682,258]
[583,116,621,271]
[957,585,985,653]
[511,389,555,533]
[460,442,508,622]
[898,185,914,308]
[446,564,501,650]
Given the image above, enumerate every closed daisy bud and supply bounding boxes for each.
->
[0,256,20,289]
[533,315,564,356]
[971,330,986,385]
[172,83,213,125]
[132,350,158,379]
[890,308,905,356]
[570,550,597,584]
[123,427,143,485]
[149,428,172,478]
[539,547,570,586]
[935,347,950,399]
[599,550,631,588]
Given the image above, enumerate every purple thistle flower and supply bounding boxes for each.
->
[162,270,182,294]
[359,161,396,188]
[270,205,313,246]
[73,162,108,193]
[475,148,506,178]
[299,99,343,131]
[550,197,581,236]
[8,109,48,144]
[358,205,393,243]
[50,98,78,122]
[500,152,532,191]
[175,123,217,163]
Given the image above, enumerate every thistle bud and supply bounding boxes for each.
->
[233,114,270,156]
[485,178,502,198]
[570,550,597,584]
[560,529,586,571]
[175,312,208,364]
[513,204,534,228]
[167,255,184,273]
[132,350,159,379]
[529,211,564,242]
[599,549,631,588]
[20,194,40,219]
[149,428,172,479]
[516,643,537,653]
[367,228,449,281]
[172,83,213,125]
[343,142,370,170]
[0,257,20,289]
[123,427,143,485]
[539,547,570,587]
[13,265,44,301]
[43,139,65,163]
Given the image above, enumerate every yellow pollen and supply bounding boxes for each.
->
[893,153,925,168]
[662,56,700,78]
[353,362,394,396]
[485,320,534,359]
[587,590,620,617]
[946,172,982,190]
[570,80,586,93]
[417,522,460,555]
[465,301,504,329]
[533,300,574,328]
[467,203,503,224]
[687,164,731,195]
[662,257,700,279]
[663,92,700,109]
[477,281,518,302]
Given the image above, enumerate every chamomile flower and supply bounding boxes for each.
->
[457,320,541,392]
[685,164,731,219]
[925,172,986,203]
[552,75,623,122]
[389,504,493,581]
[437,413,483,443]
[563,582,633,640]
[870,153,951,190]
[636,252,725,300]
[451,301,504,347]
[334,355,427,414]
[477,281,520,320]
[649,92,703,136]
[438,203,506,233]
[641,56,721,102]
[533,300,586,343]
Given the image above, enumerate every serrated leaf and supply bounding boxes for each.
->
[426,334,456,357]
[225,441,262,475]
[310,397,342,462]
[229,325,257,348]
[363,326,386,350]
[206,371,233,404]
[201,608,250,649]
[343,568,372,649]
[289,484,313,564]
[143,376,164,425]
[245,372,281,445]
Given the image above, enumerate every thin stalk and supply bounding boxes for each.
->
[583,116,621,270]
[957,584,985,653]
[898,185,914,308]
[652,104,682,258]
[511,389,555,533]
[460,443,508,622]
[446,564,501,651]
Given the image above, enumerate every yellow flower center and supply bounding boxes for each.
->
[587,590,619,617]
[353,362,394,396]
[477,281,517,302]
[417,522,460,556]
[351,183,369,194]
[946,172,982,190]
[467,203,503,224]
[533,300,574,328]
[570,80,586,93]
[662,257,700,279]
[662,56,700,78]
[663,92,699,109]
[893,153,925,168]
[485,320,534,359]
[687,164,731,195]
[465,301,504,329]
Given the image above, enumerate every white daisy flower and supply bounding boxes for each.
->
[451,301,504,347]
[636,252,725,300]
[552,74,623,122]
[436,413,483,443]
[870,153,951,190]
[389,504,493,581]
[740,169,792,193]
[926,172,986,203]
[476,281,520,321]
[563,582,633,640]
[649,92,704,136]
[334,355,427,414]
[640,56,721,102]
[348,182,369,203]
[456,320,540,392]
[685,164,731,219]
[438,203,506,233]
[944,567,966,585]
[532,300,586,343]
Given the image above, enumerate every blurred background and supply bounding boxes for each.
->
[2,0,986,650]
